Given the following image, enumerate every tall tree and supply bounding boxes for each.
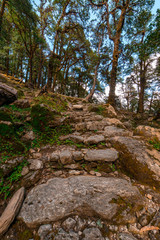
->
[89,0,154,107]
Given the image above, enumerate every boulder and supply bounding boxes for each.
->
[59,150,73,164]
[14,99,30,109]
[28,159,43,170]
[104,126,133,137]
[0,156,24,177]
[104,118,125,128]
[18,176,143,228]
[110,136,160,187]
[88,104,117,118]
[21,130,35,142]
[83,227,104,240]
[0,187,25,236]
[0,82,17,106]
[31,104,56,131]
[134,125,160,141]
[84,149,118,162]
[84,135,105,145]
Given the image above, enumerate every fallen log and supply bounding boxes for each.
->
[0,187,25,236]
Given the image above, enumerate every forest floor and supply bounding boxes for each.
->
[0,73,160,240]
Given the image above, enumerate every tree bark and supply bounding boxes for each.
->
[108,1,130,107]
[28,55,33,85]
[0,0,7,34]
[85,34,103,102]
[137,61,146,113]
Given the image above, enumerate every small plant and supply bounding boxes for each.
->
[100,142,106,146]
[109,163,116,172]
[0,160,28,199]
[149,138,160,151]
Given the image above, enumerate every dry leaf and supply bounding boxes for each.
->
[140,226,159,233]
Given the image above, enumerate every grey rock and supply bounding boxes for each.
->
[14,99,30,109]
[134,125,160,141]
[32,152,42,159]
[118,232,138,240]
[86,121,105,131]
[54,229,79,240]
[64,164,81,170]
[29,159,43,170]
[59,150,73,165]
[72,105,83,111]
[62,218,76,232]
[53,171,63,177]
[84,149,118,162]
[75,218,86,232]
[73,151,83,161]
[68,170,81,175]
[21,131,35,141]
[0,82,17,106]
[48,152,59,162]
[21,166,29,176]
[84,135,105,145]
[22,170,41,188]
[138,214,151,227]
[110,136,160,187]
[38,224,52,238]
[104,126,132,137]
[69,135,84,143]
[82,227,104,240]
[75,123,86,131]
[0,156,24,176]
[18,176,143,227]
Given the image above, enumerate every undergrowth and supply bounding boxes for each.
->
[0,160,28,199]
[149,138,160,151]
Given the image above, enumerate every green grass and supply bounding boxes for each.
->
[0,160,28,199]
[149,138,160,151]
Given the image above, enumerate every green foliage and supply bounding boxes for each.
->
[31,104,55,131]
[34,95,68,112]
[32,124,73,148]
[0,160,28,199]
[149,139,160,151]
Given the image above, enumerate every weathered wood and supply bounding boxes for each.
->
[0,187,25,236]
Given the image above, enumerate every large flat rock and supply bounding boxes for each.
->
[18,176,143,227]
[84,149,118,162]
[111,136,160,187]
[104,126,133,137]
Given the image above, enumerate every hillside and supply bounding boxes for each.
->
[0,73,160,240]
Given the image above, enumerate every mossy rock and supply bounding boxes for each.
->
[0,109,13,122]
[31,104,55,131]
[0,122,15,136]
[88,105,105,114]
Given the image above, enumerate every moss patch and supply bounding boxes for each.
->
[31,104,56,131]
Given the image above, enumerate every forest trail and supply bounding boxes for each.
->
[0,76,160,240]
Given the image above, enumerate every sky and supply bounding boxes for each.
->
[152,0,160,14]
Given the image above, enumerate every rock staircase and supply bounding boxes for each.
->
[2,102,160,240]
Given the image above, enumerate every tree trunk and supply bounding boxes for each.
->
[28,55,33,85]
[137,61,146,113]
[47,53,54,89]
[108,2,130,107]
[0,0,6,34]
[85,34,103,101]
[5,49,9,75]
[108,36,121,107]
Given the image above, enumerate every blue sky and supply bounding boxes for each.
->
[152,0,160,14]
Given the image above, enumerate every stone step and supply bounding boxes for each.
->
[18,176,143,228]
[110,136,160,188]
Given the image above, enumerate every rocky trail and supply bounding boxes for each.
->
[0,74,160,240]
